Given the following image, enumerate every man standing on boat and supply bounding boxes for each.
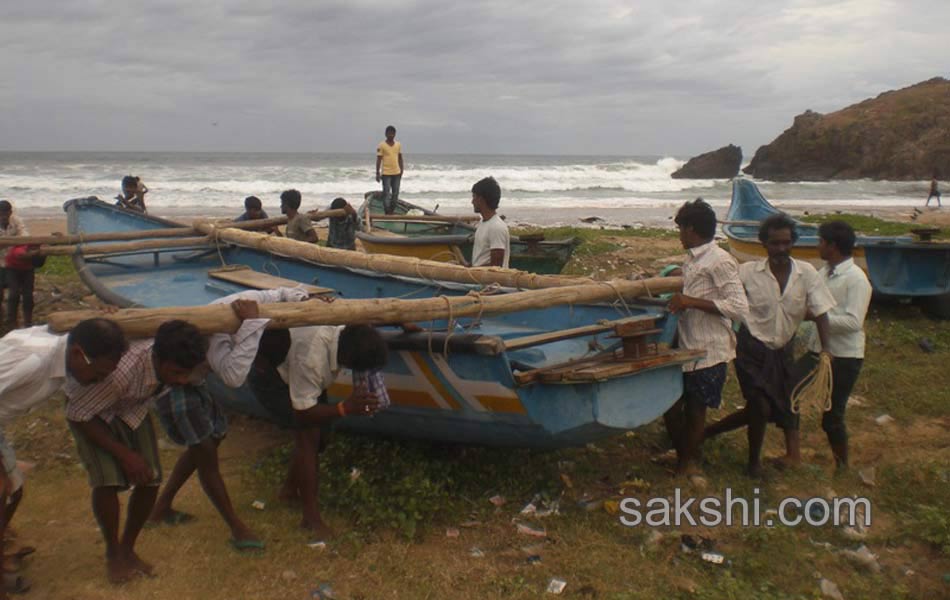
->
[790,221,871,472]
[280,189,318,244]
[704,214,835,478]
[375,125,404,215]
[470,177,510,268]
[663,199,748,478]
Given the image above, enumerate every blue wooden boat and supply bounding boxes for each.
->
[63,197,701,448]
[724,179,950,318]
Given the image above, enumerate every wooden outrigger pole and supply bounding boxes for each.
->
[47,276,683,337]
[191,222,598,290]
[7,209,347,248]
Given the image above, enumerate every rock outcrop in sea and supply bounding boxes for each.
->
[743,77,950,181]
[671,144,742,179]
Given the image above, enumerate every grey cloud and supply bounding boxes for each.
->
[0,0,947,154]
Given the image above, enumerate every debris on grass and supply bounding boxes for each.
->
[840,545,881,573]
[489,495,507,507]
[546,578,567,594]
[874,414,895,426]
[515,522,547,538]
[820,578,844,600]
[251,500,266,510]
[858,467,876,487]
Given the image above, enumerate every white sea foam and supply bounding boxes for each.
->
[0,152,935,225]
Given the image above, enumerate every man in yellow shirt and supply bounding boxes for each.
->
[375,125,404,214]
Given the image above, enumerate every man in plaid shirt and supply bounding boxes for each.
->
[66,320,207,585]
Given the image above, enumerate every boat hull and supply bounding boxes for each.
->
[64,197,692,448]
[723,179,950,308]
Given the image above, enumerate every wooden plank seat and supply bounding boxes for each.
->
[208,265,335,296]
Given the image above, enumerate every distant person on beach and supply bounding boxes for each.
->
[4,243,39,329]
[249,324,388,541]
[326,197,361,250]
[66,320,207,584]
[790,221,870,472]
[0,201,28,329]
[115,176,148,213]
[663,199,748,478]
[280,189,318,243]
[704,214,835,478]
[470,177,510,268]
[0,319,127,594]
[375,125,404,214]
[926,174,941,207]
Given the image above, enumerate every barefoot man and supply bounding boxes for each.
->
[147,287,312,549]
[66,320,208,583]
[249,324,388,541]
[704,214,835,477]
[0,319,127,596]
[663,199,748,477]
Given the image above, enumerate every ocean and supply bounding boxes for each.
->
[0,151,935,227]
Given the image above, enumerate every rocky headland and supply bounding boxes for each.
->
[743,77,950,181]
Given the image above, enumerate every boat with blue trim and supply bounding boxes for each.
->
[62,197,699,448]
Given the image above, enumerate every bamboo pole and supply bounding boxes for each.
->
[38,237,212,256]
[2,209,347,247]
[0,227,197,247]
[367,214,481,223]
[205,209,346,231]
[47,276,682,337]
[193,222,597,289]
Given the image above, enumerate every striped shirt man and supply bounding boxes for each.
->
[678,241,749,371]
[65,340,167,428]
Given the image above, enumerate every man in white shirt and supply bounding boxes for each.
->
[470,177,510,268]
[250,324,389,541]
[147,287,310,550]
[792,221,871,471]
[705,214,836,478]
[0,319,127,586]
[664,199,749,477]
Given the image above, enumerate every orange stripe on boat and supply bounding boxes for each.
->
[410,354,461,410]
[328,382,442,409]
[475,395,527,415]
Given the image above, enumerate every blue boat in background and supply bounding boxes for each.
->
[723,179,950,319]
[63,197,701,448]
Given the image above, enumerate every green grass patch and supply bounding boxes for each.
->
[877,461,950,555]
[256,434,565,539]
[514,225,677,259]
[36,255,78,278]
[800,212,949,238]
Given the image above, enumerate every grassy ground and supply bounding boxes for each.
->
[8,228,950,599]
[800,213,950,239]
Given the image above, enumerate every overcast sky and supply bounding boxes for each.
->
[0,1,946,156]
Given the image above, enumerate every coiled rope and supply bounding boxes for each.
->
[790,352,834,414]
